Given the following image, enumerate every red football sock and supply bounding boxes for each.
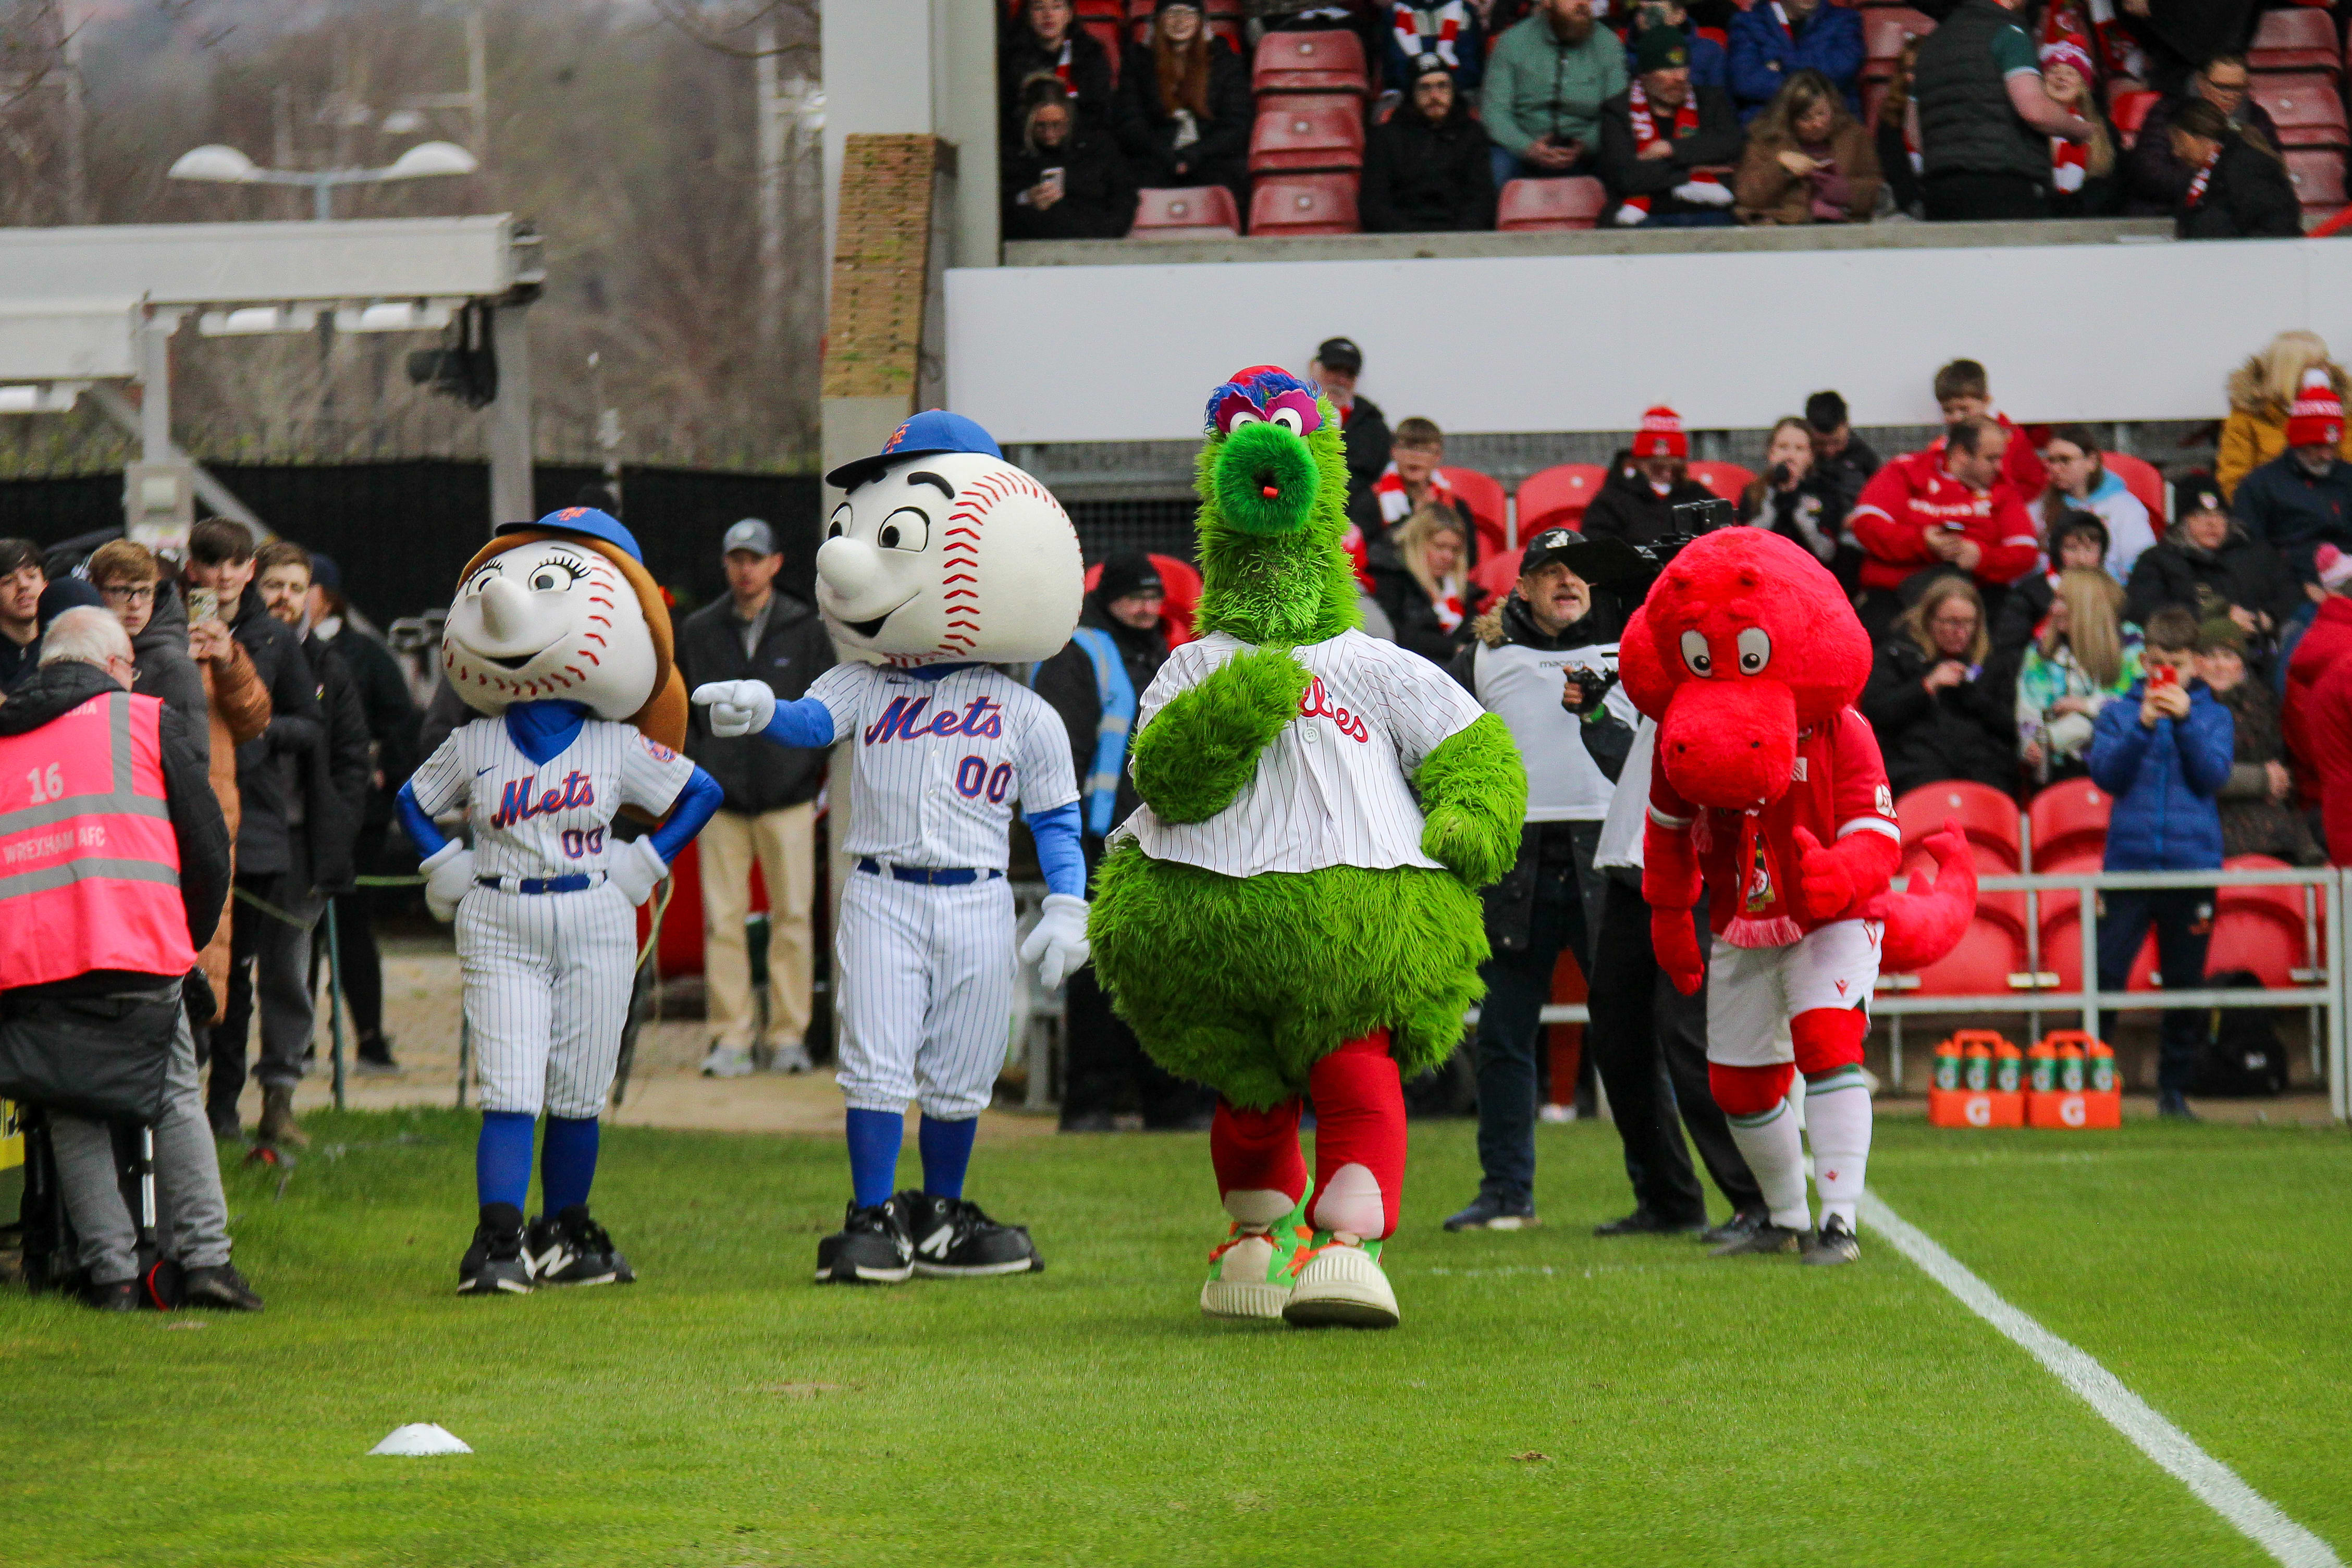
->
[1210,1096,1307,1226]
[1306,1030,1406,1241]
[1791,1006,1869,1077]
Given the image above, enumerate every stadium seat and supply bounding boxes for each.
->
[1862,8,1936,82]
[1083,19,1124,82]
[1248,174,1360,235]
[1445,467,1509,557]
[2287,147,2348,224]
[1253,29,1369,95]
[2207,855,2325,987]
[2251,7,2342,76]
[2028,779,2110,871]
[1080,0,1121,15]
[1469,546,1526,609]
[1495,176,1609,231]
[2110,89,2160,149]
[1897,895,2029,997]
[2100,451,2169,525]
[2038,893,2156,995]
[1129,186,1242,239]
[1248,98,1365,174]
[1685,461,1756,505]
[1516,464,1609,534]
[1082,552,1201,646]
[1896,780,2023,874]
[2254,75,2350,149]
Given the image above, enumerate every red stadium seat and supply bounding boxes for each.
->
[1248,174,1360,235]
[1495,176,1609,231]
[1445,467,1509,556]
[2110,89,2160,149]
[2206,855,2326,987]
[1129,186,1242,239]
[1898,895,2029,997]
[2028,778,2110,871]
[1248,97,1365,174]
[2254,75,2350,150]
[1081,19,1124,83]
[1253,29,1369,95]
[1896,781,2023,873]
[2286,148,2348,224]
[1685,461,1756,505]
[2038,894,2156,995]
[2251,7,2342,75]
[1082,552,1200,647]
[1862,8,1935,82]
[1469,546,1526,610]
[2100,451,2168,524]
[1516,464,1610,535]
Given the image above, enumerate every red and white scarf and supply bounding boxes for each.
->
[1050,36,1075,92]
[2185,144,2221,207]
[1767,2,1797,42]
[1620,74,1710,217]
[1372,461,1458,529]
[1391,2,1468,69]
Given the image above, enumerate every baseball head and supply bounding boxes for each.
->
[817,451,1083,666]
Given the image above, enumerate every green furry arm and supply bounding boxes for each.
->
[1413,713,1526,887]
[1129,647,1313,825]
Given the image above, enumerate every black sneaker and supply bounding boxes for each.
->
[83,1278,140,1312]
[181,1263,265,1311]
[1444,1192,1541,1231]
[1802,1214,1862,1267]
[458,1203,535,1296]
[1592,1207,1704,1238]
[1698,1210,1770,1247]
[526,1206,637,1287]
[354,1035,402,1077]
[1709,1219,1809,1257]
[815,1197,914,1285]
[898,1190,1044,1278]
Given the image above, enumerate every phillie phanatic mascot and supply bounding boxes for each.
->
[1088,366,1526,1328]
[695,411,1088,1286]
[1624,529,1975,1264]
[399,507,724,1295]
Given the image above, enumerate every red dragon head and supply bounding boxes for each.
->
[1619,529,1873,812]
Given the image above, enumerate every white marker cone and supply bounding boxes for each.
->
[368,1423,472,1456]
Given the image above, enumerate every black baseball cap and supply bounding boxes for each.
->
[2174,473,2226,520]
[1314,337,1363,374]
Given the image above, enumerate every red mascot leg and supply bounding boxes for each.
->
[1304,1030,1406,1241]
[1790,1006,1867,1076]
[1707,1061,1795,1117]
[1210,1095,1307,1225]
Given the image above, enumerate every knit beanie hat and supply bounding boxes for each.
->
[2038,35,2095,78]
[2287,367,2344,449]
[1633,28,1688,75]
[1632,405,1689,460]
[1093,551,1164,604]
[2319,543,2352,594]
[2198,616,2247,655]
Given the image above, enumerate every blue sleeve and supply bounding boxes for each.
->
[2086,700,2151,795]
[1691,34,1728,91]
[1023,801,1086,899]
[760,695,838,750]
[1808,7,1864,92]
[397,780,450,858]
[649,764,725,862]
[1726,13,1785,107]
[2179,702,2237,798]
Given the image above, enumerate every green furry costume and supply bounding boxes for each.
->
[1088,372,1526,1111]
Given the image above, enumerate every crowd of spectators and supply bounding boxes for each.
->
[1000,0,2319,241]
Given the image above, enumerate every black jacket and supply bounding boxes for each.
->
[224,584,321,879]
[2124,93,2281,217]
[1596,83,1744,214]
[0,658,229,965]
[1002,24,1121,135]
[2124,527,2301,631]
[678,590,836,814]
[2177,135,2303,241]
[129,582,210,739]
[1115,39,1254,191]
[1003,124,1139,240]
[1579,464,1720,548]
[1361,103,1497,232]
[1814,434,1883,524]
[1861,637,2017,797]
[1368,556,1470,668]
[1338,394,1393,504]
[1031,601,1171,844]
[302,628,381,894]
[314,621,420,833]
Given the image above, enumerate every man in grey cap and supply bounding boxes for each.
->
[676,518,837,1077]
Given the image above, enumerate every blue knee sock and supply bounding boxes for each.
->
[844,1108,905,1209]
[476,1111,535,1212]
[540,1116,600,1215]
[919,1115,978,1200]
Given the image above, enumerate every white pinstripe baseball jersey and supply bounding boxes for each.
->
[808,663,1077,869]
[408,716,695,881]
[1117,628,1486,876]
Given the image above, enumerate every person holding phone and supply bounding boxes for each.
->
[1739,414,1862,594]
[1859,575,2017,796]
[1002,78,1137,241]
[1482,0,1626,188]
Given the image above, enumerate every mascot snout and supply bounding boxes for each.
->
[1658,678,1799,809]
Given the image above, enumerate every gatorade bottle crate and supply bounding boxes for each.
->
[1926,1030,2023,1128]
[2024,1029,2122,1129]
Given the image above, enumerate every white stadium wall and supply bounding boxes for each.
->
[947,238,2352,443]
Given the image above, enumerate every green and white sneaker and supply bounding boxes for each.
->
[1282,1231,1400,1330]
[1200,1195,1313,1322]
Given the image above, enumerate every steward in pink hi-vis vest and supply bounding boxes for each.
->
[0,690,194,989]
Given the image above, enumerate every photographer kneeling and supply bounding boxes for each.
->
[0,608,257,1310]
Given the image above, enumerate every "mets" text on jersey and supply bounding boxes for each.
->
[863,695,1005,747]
[492,769,597,829]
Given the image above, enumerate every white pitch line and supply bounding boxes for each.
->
[1860,1191,2343,1568]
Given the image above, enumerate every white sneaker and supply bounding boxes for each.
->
[699,1044,753,1079]
[1281,1234,1400,1329]
[767,1040,814,1075]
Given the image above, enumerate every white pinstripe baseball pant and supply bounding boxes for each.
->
[455,883,639,1118]
[834,869,1015,1120]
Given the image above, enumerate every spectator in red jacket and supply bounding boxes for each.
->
[1847,413,2040,643]
[1928,357,2048,502]
[2282,544,2352,802]
[2298,627,2352,865]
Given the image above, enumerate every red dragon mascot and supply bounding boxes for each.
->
[1621,529,1975,1264]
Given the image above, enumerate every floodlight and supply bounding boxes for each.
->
[383,141,479,181]
[169,144,258,183]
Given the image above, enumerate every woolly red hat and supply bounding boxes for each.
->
[2287,368,2344,449]
[2038,34,2095,78]
[1632,405,1688,460]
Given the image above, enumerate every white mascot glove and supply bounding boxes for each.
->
[1614,203,1646,227]
[1672,180,1733,207]
[1019,893,1091,992]
[421,838,476,923]
[693,680,777,739]
[607,836,669,908]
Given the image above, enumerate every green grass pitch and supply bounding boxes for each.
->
[3,1109,2346,1567]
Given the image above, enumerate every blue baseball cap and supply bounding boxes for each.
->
[827,409,1002,492]
[498,505,644,565]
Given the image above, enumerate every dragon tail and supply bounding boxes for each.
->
[1863,819,1979,972]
